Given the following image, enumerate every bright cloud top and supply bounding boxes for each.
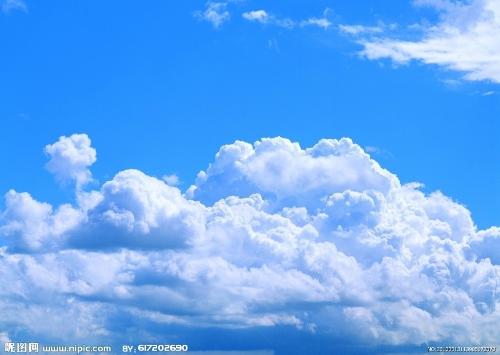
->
[356,0,500,83]
[44,133,97,188]
[0,134,499,346]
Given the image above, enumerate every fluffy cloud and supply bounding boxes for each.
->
[187,137,398,208]
[69,169,205,250]
[162,174,180,186]
[468,227,500,264]
[0,134,499,349]
[0,190,82,252]
[356,0,500,83]
[44,133,97,188]
[242,10,269,23]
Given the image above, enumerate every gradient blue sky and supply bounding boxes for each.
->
[1,1,500,354]
[1,0,498,228]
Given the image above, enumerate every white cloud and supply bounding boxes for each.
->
[468,227,500,264]
[0,134,499,347]
[0,190,82,252]
[1,0,27,14]
[194,2,230,29]
[300,9,333,30]
[162,174,180,186]
[68,169,205,250]
[242,9,295,29]
[357,0,500,83]
[301,17,332,30]
[339,24,384,35]
[242,9,332,30]
[44,133,97,188]
[242,10,269,23]
[187,137,398,208]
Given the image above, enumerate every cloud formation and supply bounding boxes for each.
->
[242,9,295,29]
[194,4,332,31]
[0,134,499,349]
[339,24,385,35]
[194,2,230,28]
[355,0,500,83]
[242,10,269,23]
[44,133,97,188]
[242,9,332,30]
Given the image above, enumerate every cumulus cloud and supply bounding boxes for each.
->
[69,169,205,250]
[355,0,500,83]
[187,137,398,208]
[194,2,230,28]
[44,133,97,188]
[162,174,180,186]
[0,134,499,348]
[0,190,82,252]
[468,227,500,264]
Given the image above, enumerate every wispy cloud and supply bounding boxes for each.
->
[300,17,332,30]
[194,1,230,28]
[338,24,384,35]
[242,9,295,29]
[364,145,394,159]
[242,8,332,30]
[352,0,500,83]
[1,0,27,14]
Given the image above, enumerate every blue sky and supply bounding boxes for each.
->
[1,1,499,354]
[1,0,498,228]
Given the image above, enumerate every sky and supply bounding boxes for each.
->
[0,0,499,354]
